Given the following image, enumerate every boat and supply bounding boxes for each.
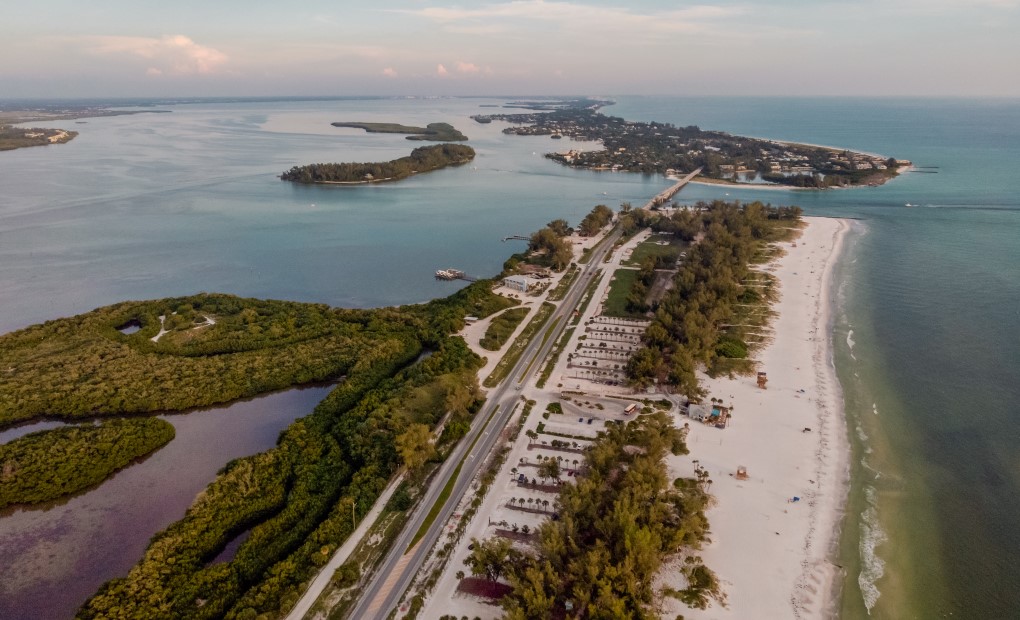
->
[435,268,466,280]
[905,203,917,207]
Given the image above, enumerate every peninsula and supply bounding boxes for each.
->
[474,104,909,189]
[281,143,475,184]
[0,125,77,151]
[332,121,468,141]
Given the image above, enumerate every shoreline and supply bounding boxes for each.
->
[663,216,851,619]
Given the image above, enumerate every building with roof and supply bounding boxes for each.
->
[503,275,533,292]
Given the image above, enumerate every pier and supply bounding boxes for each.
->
[435,268,477,282]
[501,235,530,242]
[642,167,702,210]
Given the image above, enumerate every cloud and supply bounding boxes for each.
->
[382,67,398,77]
[456,61,480,74]
[436,63,449,76]
[84,34,227,75]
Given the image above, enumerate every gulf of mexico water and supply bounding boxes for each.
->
[610,96,1020,619]
[1,95,1017,618]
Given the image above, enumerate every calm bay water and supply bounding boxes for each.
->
[1,96,1017,618]
[0,385,332,620]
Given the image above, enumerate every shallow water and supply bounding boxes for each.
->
[0,385,332,620]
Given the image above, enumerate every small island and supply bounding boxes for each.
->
[332,121,467,141]
[473,102,910,189]
[0,125,77,151]
[281,143,475,185]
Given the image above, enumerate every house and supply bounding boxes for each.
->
[503,275,533,292]
[688,403,711,422]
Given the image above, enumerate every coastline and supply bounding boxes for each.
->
[662,216,851,619]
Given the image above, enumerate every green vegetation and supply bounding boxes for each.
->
[526,227,573,271]
[623,234,685,267]
[625,201,802,396]
[602,268,645,319]
[535,325,574,389]
[331,122,467,142]
[281,144,475,184]
[0,275,517,619]
[465,413,716,618]
[483,302,556,388]
[0,125,77,151]
[578,204,614,237]
[0,418,174,508]
[479,307,529,351]
[0,293,409,427]
[545,263,578,302]
[474,104,906,188]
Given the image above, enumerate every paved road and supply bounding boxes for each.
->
[347,228,623,620]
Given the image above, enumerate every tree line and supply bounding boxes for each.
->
[625,201,802,397]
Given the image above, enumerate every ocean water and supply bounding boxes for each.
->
[610,96,1020,619]
[1,96,1018,618]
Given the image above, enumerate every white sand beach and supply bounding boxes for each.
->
[662,216,851,620]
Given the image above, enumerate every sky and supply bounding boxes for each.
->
[2,0,1018,98]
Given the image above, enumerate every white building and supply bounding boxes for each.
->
[503,275,533,292]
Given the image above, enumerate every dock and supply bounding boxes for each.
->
[501,235,530,242]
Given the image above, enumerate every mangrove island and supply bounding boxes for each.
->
[281,143,476,185]
[332,121,468,141]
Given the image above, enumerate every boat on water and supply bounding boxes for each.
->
[905,203,918,207]
[435,268,466,280]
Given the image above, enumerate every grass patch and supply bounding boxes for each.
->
[546,264,579,302]
[622,234,686,267]
[536,326,575,389]
[479,307,530,351]
[483,302,556,388]
[602,269,647,319]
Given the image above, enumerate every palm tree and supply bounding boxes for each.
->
[527,498,534,509]
[508,497,517,507]
[511,523,519,533]
[542,499,550,512]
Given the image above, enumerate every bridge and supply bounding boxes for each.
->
[642,167,702,210]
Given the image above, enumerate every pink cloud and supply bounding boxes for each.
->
[85,34,227,75]
[436,63,449,76]
[382,67,398,77]
[456,61,480,74]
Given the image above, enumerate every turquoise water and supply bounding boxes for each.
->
[611,96,1020,618]
[1,96,1018,618]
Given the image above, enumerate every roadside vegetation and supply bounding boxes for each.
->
[0,418,174,509]
[465,413,719,618]
[281,144,475,184]
[483,302,556,388]
[479,307,529,351]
